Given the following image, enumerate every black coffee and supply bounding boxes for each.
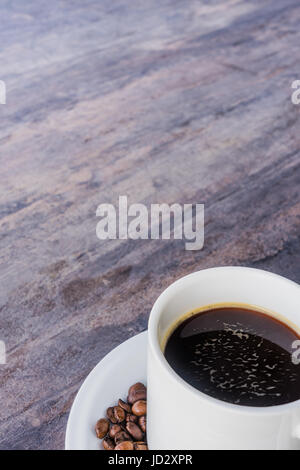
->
[164,307,300,406]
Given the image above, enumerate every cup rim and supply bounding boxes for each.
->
[148,266,300,415]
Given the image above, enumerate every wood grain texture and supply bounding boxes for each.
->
[0,0,300,449]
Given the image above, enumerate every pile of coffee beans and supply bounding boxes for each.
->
[95,382,148,450]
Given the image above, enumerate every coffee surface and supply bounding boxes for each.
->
[164,307,300,406]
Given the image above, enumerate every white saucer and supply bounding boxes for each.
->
[65,331,147,450]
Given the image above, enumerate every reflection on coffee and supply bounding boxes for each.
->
[164,306,300,407]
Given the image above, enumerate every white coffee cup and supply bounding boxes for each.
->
[147,267,300,450]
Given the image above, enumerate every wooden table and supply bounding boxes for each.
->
[0,0,299,449]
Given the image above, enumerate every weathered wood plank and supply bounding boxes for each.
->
[0,0,300,449]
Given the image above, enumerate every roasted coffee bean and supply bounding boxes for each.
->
[118,398,131,413]
[138,415,146,433]
[107,406,118,424]
[95,418,109,439]
[96,382,148,449]
[134,441,148,450]
[115,430,131,445]
[126,413,138,423]
[102,437,115,450]
[115,441,134,450]
[126,422,144,441]
[132,400,147,416]
[127,382,147,404]
[109,424,122,439]
[113,406,126,423]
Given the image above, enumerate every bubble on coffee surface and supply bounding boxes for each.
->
[164,307,300,406]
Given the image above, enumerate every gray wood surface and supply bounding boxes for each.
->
[0,0,300,449]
